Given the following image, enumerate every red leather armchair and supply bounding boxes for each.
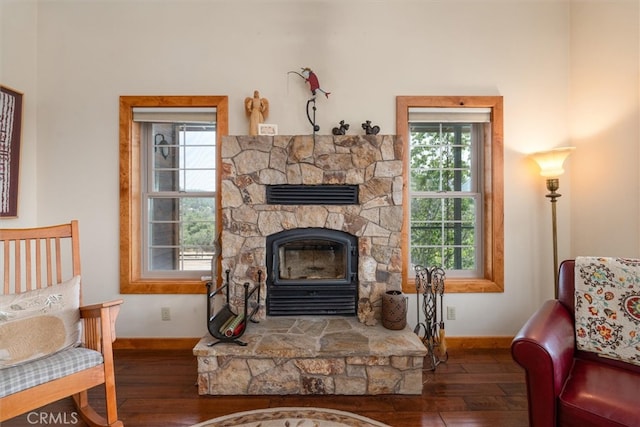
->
[512,260,640,427]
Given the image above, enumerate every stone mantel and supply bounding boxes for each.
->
[220,135,404,324]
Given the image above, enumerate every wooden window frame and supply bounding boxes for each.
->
[396,96,504,293]
[119,96,228,294]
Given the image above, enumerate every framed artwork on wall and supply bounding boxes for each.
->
[0,85,23,218]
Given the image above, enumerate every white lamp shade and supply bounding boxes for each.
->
[530,147,575,177]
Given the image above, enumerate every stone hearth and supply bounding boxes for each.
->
[194,317,427,395]
[220,135,404,323]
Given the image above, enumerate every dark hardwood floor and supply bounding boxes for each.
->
[3,348,528,427]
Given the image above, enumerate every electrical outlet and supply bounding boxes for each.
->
[161,307,171,321]
[446,306,456,320]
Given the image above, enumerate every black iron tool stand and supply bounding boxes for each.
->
[205,269,261,346]
[414,265,448,370]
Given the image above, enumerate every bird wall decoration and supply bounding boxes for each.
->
[288,67,331,135]
[288,67,331,99]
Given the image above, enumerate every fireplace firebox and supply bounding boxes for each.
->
[266,228,358,316]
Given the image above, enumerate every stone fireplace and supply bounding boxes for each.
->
[220,134,404,323]
[194,134,427,396]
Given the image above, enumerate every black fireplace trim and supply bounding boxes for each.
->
[266,184,358,205]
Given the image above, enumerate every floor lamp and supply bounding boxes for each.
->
[530,147,575,298]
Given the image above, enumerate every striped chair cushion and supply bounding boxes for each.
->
[0,347,103,397]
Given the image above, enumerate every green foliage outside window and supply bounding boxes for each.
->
[410,124,478,271]
[181,197,216,251]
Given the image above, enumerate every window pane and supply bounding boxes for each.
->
[411,197,442,220]
[443,247,476,270]
[411,226,443,247]
[410,194,478,270]
[411,246,443,269]
[410,124,474,193]
[153,170,178,192]
[150,124,216,193]
[181,169,216,192]
[444,224,475,243]
[183,145,216,167]
[181,138,216,192]
[148,196,215,272]
[152,167,216,193]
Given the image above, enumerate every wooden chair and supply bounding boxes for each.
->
[1,220,123,427]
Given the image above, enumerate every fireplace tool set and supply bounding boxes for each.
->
[205,269,261,346]
[414,265,448,370]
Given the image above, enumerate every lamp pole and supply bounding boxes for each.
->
[545,178,561,298]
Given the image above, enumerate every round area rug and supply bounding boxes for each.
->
[190,407,391,427]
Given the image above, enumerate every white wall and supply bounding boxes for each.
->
[569,1,640,257]
[3,0,636,340]
[0,0,38,228]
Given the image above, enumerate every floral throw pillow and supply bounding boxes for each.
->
[575,257,640,366]
[0,276,81,368]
